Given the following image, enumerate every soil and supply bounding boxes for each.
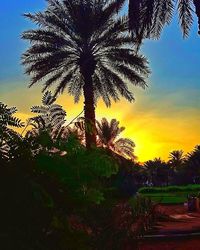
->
[139,238,200,250]
[138,204,200,250]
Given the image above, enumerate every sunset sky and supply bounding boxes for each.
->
[0,1,200,162]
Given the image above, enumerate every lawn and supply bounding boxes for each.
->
[139,185,200,204]
[141,192,187,204]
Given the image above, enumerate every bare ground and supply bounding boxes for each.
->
[138,204,200,250]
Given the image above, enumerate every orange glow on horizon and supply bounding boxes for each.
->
[9,85,200,163]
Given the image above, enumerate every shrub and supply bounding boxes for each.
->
[139,184,200,194]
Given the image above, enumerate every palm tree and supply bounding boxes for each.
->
[21,0,150,149]
[186,145,200,183]
[96,118,136,160]
[127,0,200,45]
[144,158,169,186]
[168,150,185,171]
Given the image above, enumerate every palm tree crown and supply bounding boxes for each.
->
[22,0,149,148]
[185,145,200,183]
[96,118,136,160]
[187,145,200,164]
[168,150,185,170]
[144,158,169,186]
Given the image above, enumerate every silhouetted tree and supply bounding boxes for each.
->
[22,0,149,149]
[167,150,185,184]
[168,150,185,174]
[186,145,200,183]
[96,117,136,160]
[144,158,170,186]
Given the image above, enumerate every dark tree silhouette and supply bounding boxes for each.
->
[168,150,185,171]
[144,158,170,186]
[96,117,136,160]
[186,145,200,183]
[21,0,149,149]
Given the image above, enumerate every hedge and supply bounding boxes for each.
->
[138,184,200,194]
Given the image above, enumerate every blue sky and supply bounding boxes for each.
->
[0,1,46,83]
[0,0,200,161]
[1,1,200,98]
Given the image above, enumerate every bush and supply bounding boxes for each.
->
[139,184,200,194]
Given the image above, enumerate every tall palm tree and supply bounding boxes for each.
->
[21,0,149,149]
[168,150,185,171]
[96,118,136,160]
[127,0,200,45]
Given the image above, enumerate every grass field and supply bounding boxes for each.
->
[141,192,187,204]
[139,185,200,204]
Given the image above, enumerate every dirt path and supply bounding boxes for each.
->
[139,238,200,250]
[139,204,200,250]
[154,204,200,234]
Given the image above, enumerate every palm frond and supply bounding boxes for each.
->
[29,92,67,138]
[22,0,149,110]
[0,102,24,128]
[96,117,135,160]
[178,0,194,38]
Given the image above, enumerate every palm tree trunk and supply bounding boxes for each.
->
[128,0,140,32]
[83,74,96,149]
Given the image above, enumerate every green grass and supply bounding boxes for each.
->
[139,184,200,194]
[139,185,200,204]
[141,192,187,204]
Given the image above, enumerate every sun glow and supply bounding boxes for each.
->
[3,84,200,162]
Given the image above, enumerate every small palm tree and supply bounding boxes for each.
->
[168,150,185,171]
[127,0,200,45]
[22,0,150,149]
[96,118,136,160]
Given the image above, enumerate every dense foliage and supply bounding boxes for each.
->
[1,98,199,249]
[0,99,157,250]
[0,102,24,161]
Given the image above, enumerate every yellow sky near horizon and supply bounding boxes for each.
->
[2,83,200,162]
